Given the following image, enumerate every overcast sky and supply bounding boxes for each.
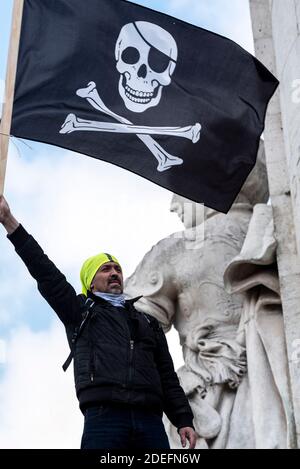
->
[0,0,254,448]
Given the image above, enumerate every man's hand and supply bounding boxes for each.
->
[0,195,11,223]
[179,426,197,449]
[0,195,19,234]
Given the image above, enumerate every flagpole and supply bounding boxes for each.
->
[0,0,24,195]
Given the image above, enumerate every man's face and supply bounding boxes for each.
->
[91,262,124,294]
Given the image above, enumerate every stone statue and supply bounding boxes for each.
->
[125,142,295,448]
[223,203,295,448]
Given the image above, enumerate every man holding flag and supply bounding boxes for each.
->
[0,194,196,449]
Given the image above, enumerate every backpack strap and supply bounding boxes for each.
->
[62,298,95,372]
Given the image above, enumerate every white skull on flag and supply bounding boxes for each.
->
[60,20,201,173]
[115,21,178,113]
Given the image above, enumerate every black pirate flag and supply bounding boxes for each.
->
[11,0,278,213]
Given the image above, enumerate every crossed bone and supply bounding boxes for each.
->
[60,81,201,172]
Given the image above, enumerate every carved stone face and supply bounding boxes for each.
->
[170,193,205,229]
[115,21,178,113]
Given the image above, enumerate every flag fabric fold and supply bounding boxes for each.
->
[11,0,278,213]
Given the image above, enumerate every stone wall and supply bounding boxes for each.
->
[272,0,300,252]
[249,0,300,448]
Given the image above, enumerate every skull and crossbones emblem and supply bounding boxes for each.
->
[60,21,202,172]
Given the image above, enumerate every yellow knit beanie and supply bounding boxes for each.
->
[80,252,121,296]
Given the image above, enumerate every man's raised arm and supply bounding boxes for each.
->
[0,195,82,326]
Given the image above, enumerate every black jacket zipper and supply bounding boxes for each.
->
[128,340,134,386]
[90,348,95,382]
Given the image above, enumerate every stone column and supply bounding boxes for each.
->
[249,0,300,448]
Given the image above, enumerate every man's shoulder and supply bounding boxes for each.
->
[138,311,162,331]
[77,294,95,319]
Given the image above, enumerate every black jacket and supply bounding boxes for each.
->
[8,225,194,430]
